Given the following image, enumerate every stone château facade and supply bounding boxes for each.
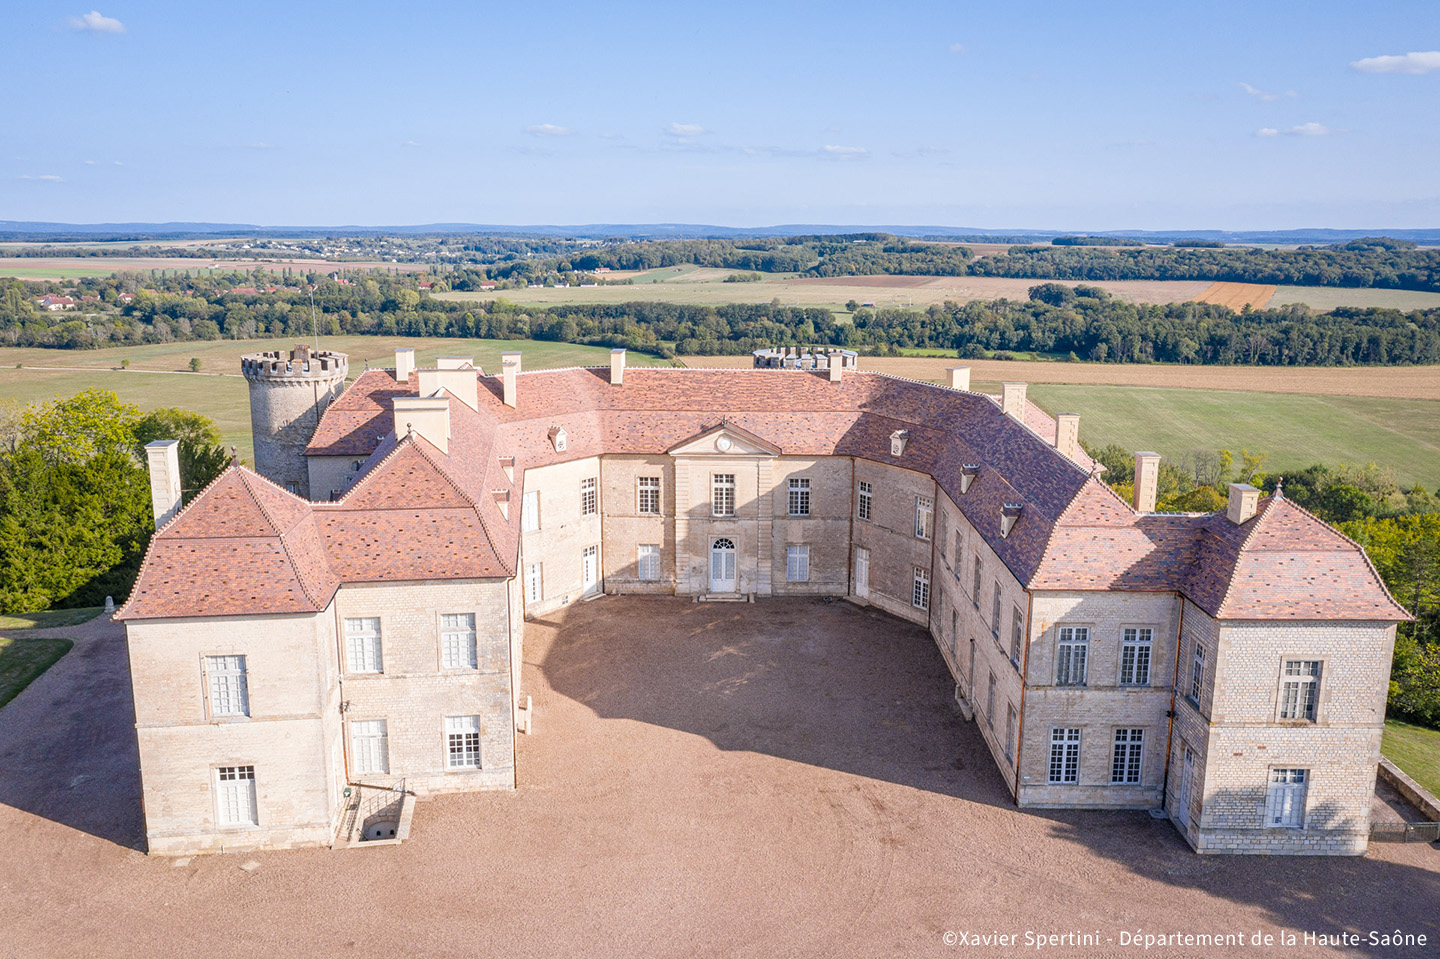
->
[117,346,1409,856]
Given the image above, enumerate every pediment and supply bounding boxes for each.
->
[667,422,781,458]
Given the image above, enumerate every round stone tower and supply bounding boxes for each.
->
[241,344,348,500]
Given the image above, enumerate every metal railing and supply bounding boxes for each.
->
[1370,820,1440,843]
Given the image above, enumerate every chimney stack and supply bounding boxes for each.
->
[1227,483,1260,525]
[1133,452,1161,513]
[1001,382,1027,419]
[947,367,971,391]
[422,360,479,412]
[501,352,521,408]
[1054,413,1081,461]
[829,357,843,383]
[610,348,626,386]
[144,440,183,528]
[394,347,415,383]
[393,396,450,453]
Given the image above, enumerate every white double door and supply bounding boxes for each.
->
[581,545,600,595]
[710,538,736,593]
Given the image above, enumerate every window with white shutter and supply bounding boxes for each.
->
[216,765,257,826]
[1266,768,1308,827]
[637,544,661,581]
[441,613,477,669]
[786,545,810,582]
[351,720,389,776]
[344,618,383,674]
[206,655,249,717]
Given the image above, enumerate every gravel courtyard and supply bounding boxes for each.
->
[1,596,1436,958]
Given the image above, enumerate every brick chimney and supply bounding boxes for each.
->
[501,352,521,408]
[394,347,415,383]
[393,396,450,453]
[1227,483,1260,525]
[1133,452,1161,513]
[610,348,626,386]
[1001,382,1027,419]
[1054,413,1081,461]
[947,367,971,391]
[144,440,183,527]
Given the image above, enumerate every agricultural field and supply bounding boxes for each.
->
[0,256,425,280]
[1192,281,1277,310]
[0,337,675,463]
[1268,285,1440,311]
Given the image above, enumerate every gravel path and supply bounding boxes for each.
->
[0,598,1435,958]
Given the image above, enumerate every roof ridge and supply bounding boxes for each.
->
[273,515,326,610]
[326,430,411,504]
[1208,497,1274,616]
[238,468,312,537]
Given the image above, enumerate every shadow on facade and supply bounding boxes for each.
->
[0,623,146,850]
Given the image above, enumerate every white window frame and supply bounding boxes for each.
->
[1111,728,1144,785]
[637,544,661,581]
[857,481,872,521]
[1048,728,1081,784]
[1004,704,1017,762]
[912,566,930,610]
[990,582,1002,639]
[1120,628,1153,686]
[637,476,661,515]
[1010,605,1024,665]
[206,654,249,718]
[344,617,383,674]
[524,562,543,603]
[953,530,963,573]
[915,495,933,540]
[787,477,811,517]
[786,544,810,582]
[215,765,258,827]
[445,715,482,770]
[1056,626,1089,686]
[1266,768,1308,828]
[440,612,478,670]
[971,555,982,606]
[1279,660,1322,721]
[712,473,735,517]
[986,671,996,727]
[351,719,390,776]
[580,476,598,517]
[1190,641,1206,703]
[521,490,540,531]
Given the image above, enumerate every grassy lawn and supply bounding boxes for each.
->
[0,636,75,710]
[1382,719,1440,798]
[1023,384,1440,488]
[0,607,103,630]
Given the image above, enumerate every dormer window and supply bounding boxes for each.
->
[549,426,567,453]
[1000,503,1024,538]
[960,464,979,494]
[890,430,909,457]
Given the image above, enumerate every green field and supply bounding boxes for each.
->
[1021,384,1440,488]
[0,636,75,710]
[0,607,102,630]
[1382,719,1440,798]
[1269,286,1440,312]
[0,337,676,463]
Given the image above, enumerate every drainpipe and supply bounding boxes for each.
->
[332,600,352,788]
[1160,597,1186,811]
[1012,590,1034,803]
[847,458,856,597]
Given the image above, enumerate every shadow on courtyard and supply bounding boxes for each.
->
[0,618,146,850]
[536,595,1440,958]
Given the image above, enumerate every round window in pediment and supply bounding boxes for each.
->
[715,436,733,452]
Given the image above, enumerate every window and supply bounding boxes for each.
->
[522,490,540,531]
[1280,660,1322,721]
[580,477,598,517]
[1056,627,1089,686]
[446,715,482,770]
[637,476,661,514]
[1005,705,1017,762]
[712,473,735,517]
[637,544,661,581]
[953,531,963,572]
[786,545,810,582]
[990,583,1002,639]
[912,567,930,610]
[788,478,810,516]
[524,563,543,603]
[344,617,382,674]
[971,556,982,607]
[1120,628,1153,686]
[1190,641,1206,702]
[216,765,257,826]
[857,481,872,521]
[1048,728,1081,784]
[441,613,477,670]
[1010,605,1024,664]
[986,671,996,726]
[1111,728,1144,785]
[352,720,389,776]
[206,655,249,718]
[915,495,933,539]
[1266,769,1308,827]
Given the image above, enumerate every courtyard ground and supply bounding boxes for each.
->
[0,597,1436,958]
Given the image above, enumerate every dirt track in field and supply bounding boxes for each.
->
[1193,281,1278,310]
[681,355,1440,400]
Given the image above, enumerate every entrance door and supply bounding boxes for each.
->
[854,547,870,598]
[581,545,599,595]
[1177,746,1195,830]
[710,538,736,593]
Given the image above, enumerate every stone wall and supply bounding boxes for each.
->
[519,456,605,615]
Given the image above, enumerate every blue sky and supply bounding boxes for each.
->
[3,1,1439,229]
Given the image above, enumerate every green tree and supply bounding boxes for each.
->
[189,357,202,372]
[133,408,230,503]
[21,389,140,465]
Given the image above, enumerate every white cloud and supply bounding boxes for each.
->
[948,42,967,54]
[1350,51,1440,75]
[1239,82,1297,102]
[83,159,98,165]
[67,10,125,34]
[1255,128,1279,137]
[665,122,706,137]
[525,123,572,137]
[248,141,273,149]
[1256,122,1342,138]
[403,140,420,147]
[19,174,64,181]
[823,144,869,158]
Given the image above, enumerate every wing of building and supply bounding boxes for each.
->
[117,346,1409,856]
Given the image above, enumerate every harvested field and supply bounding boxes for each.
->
[2,598,1436,959]
[1268,285,1440,312]
[1192,281,1277,310]
[0,256,426,280]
